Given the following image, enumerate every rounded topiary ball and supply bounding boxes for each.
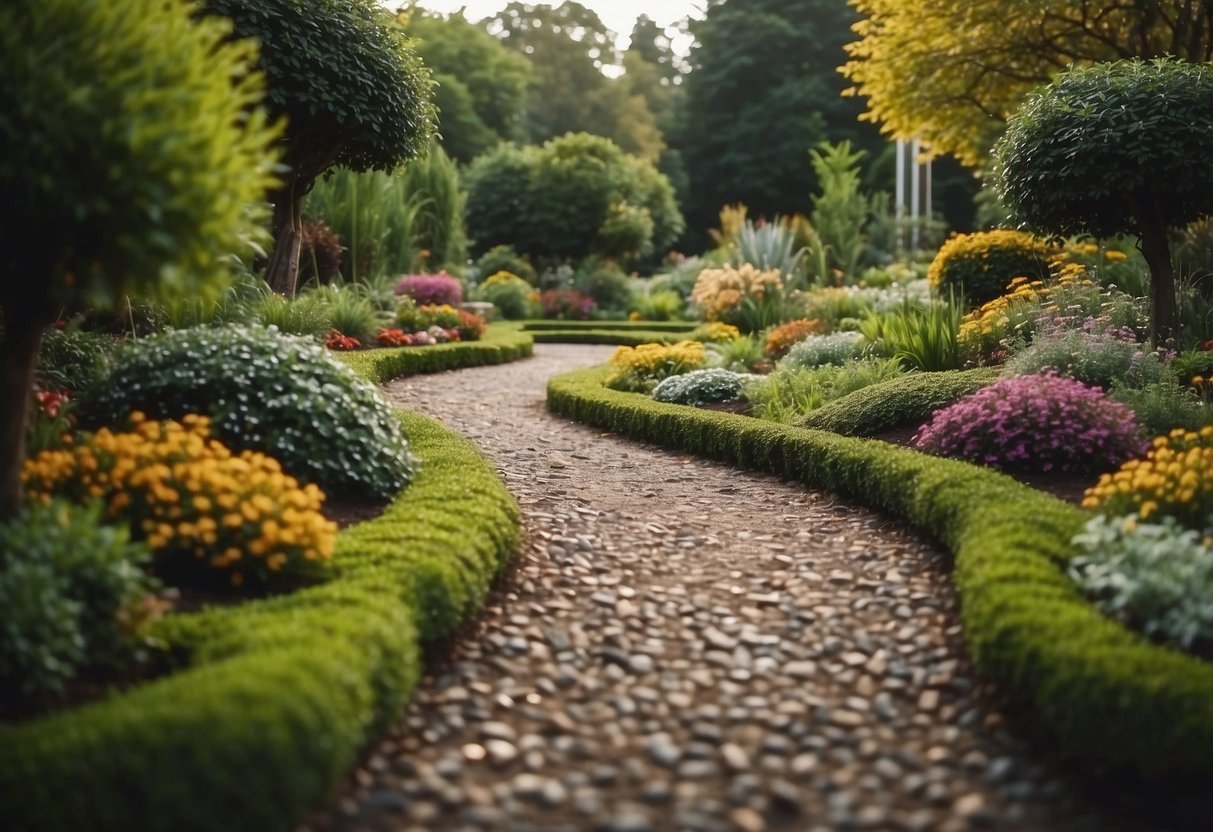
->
[80,325,416,499]
[927,230,1058,307]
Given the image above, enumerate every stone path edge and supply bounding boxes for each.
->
[0,409,524,832]
[545,363,1213,785]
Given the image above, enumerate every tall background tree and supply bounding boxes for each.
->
[675,0,886,244]
[0,0,280,517]
[398,9,531,163]
[202,0,436,297]
[843,0,1213,167]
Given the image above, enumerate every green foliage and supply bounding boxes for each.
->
[35,329,116,393]
[300,285,382,343]
[399,143,467,270]
[730,220,805,280]
[80,327,415,499]
[547,365,1213,782]
[0,410,521,832]
[632,288,686,321]
[0,500,155,706]
[463,133,684,267]
[473,273,537,320]
[781,331,865,369]
[0,0,279,314]
[399,10,531,162]
[1110,381,1213,436]
[1172,350,1213,386]
[242,292,333,339]
[748,358,903,423]
[810,141,873,282]
[707,334,767,373]
[797,368,1000,435]
[1004,328,1167,390]
[473,246,537,285]
[337,324,533,383]
[574,261,633,312]
[653,369,757,407]
[873,299,965,371]
[1071,515,1213,655]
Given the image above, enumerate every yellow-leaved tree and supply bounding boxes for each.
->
[842,0,1213,165]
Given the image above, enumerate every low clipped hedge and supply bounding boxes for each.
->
[0,411,521,832]
[547,366,1213,782]
[530,329,684,345]
[520,320,696,332]
[798,368,1000,435]
[338,323,532,383]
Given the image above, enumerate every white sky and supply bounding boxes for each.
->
[402,1,704,56]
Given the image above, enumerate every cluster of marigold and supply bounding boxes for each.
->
[22,412,336,588]
[1083,426,1213,533]
[606,340,706,392]
[764,318,825,359]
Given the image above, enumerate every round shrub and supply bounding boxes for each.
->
[575,262,632,312]
[912,372,1146,474]
[394,273,463,306]
[653,369,757,407]
[24,414,336,589]
[79,326,416,499]
[1083,426,1213,530]
[475,245,537,285]
[473,271,536,320]
[928,230,1058,307]
[781,331,864,369]
[1070,514,1213,656]
[0,500,155,706]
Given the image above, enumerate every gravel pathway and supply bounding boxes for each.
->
[307,344,1129,832]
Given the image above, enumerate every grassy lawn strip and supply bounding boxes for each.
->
[0,410,521,832]
[547,365,1213,782]
[338,323,533,383]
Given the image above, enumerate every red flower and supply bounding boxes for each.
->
[34,389,69,418]
[1198,339,1213,352]
[324,330,360,351]
[376,328,413,347]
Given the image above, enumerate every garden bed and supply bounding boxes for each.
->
[0,407,522,832]
[547,365,1213,784]
[337,322,533,383]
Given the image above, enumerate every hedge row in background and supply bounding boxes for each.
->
[529,329,684,346]
[338,323,532,383]
[0,410,522,832]
[519,320,696,333]
[547,366,1213,782]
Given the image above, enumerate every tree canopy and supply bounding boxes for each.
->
[676,0,884,243]
[202,0,436,296]
[843,0,1213,166]
[398,9,531,163]
[994,58,1213,343]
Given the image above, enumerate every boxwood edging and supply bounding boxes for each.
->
[520,320,696,333]
[0,410,522,832]
[547,365,1213,781]
[337,323,533,383]
[529,329,684,346]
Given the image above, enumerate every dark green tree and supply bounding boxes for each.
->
[399,10,531,163]
[0,0,280,517]
[675,0,886,244]
[202,0,436,297]
[994,58,1213,344]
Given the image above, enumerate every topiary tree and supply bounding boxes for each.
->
[202,0,436,297]
[994,58,1213,344]
[0,0,280,519]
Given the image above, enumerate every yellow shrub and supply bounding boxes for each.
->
[691,264,783,321]
[606,340,706,393]
[928,229,1059,306]
[23,413,336,588]
[1083,426,1213,530]
[689,322,741,343]
[957,267,1098,361]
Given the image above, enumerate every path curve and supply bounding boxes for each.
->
[307,344,1123,832]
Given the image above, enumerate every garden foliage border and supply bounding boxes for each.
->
[547,365,1213,782]
[339,322,533,382]
[520,320,696,333]
[1,359,524,832]
[529,330,684,346]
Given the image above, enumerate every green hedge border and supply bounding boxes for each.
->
[547,365,1213,782]
[337,323,532,383]
[1,411,521,831]
[520,319,695,333]
[529,329,685,346]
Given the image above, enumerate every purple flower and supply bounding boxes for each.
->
[394,273,463,306]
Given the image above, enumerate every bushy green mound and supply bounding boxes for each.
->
[529,329,683,346]
[548,366,1213,782]
[80,326,415,499]
[797,368,1000,435]
[653,369,755,406]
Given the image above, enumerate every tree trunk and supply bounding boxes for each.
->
[0,312,48,520]
[266,177,304,298]
[1138,214,1178,347]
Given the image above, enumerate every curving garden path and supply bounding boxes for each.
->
[306,345,1136,832]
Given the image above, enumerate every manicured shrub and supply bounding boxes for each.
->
[23,414,336,589]
[394,273,463,307]
[653,369,756,407]
[928,230,1058,307]
[540,290,596,320]
[574,262,632,312]
[781,331,864,369]
[1083,426,1213,529]
[473,271,537,320]
[35,329,116,394]
[605,341,706,393]
[797,368,1000,435]
[913,372,1146,474]
[1003,324,1166,389]
[79,326,416,499]
[0,500,156,706]
[1070,515,1213,655]
[765,319,826,359]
